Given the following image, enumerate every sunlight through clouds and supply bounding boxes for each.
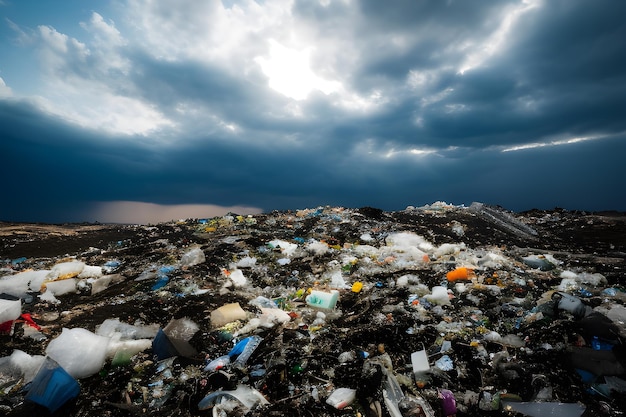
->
[458,0,541,74]
[255,39,341,100]
[501,135,608,152]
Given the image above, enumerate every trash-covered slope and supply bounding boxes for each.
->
[1,203,625,417]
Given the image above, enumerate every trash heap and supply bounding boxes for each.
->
[1,202,625,417]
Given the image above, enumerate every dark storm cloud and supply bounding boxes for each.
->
[2,0,626,223]
[3,95,624,225]
[332,4,623,152]
[349,1,517,85]
[415,0,626,148]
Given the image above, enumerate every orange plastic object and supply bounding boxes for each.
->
[446,267,474,281]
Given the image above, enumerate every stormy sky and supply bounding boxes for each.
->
[1,0,625,223]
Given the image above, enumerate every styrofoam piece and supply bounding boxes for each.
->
[44,279,78,296]
[0,294,21,324]
[47,261,85,280]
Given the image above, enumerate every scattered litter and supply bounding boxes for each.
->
[0,203,625,416]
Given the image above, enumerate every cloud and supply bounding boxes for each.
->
[0,77,12,97]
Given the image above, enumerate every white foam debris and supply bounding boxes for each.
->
[47,261,85,280]
[77,265,103,279]
[236,256,257,268]
[306,240,329,256]
[268,239,298,257]
[46,328,111,379]
[229,269,247,287]
[0,270,49,298]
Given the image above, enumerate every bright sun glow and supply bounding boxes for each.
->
[255,39,341,100]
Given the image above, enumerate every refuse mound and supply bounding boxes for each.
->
[1,202,626,417]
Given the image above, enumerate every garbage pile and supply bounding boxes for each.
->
[1,202,625,417]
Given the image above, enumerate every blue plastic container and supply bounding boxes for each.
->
[26,357,80,413]
[152,329,179,360]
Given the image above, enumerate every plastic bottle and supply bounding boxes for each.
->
[232,336,263,367]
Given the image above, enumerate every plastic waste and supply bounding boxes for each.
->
[553,292,591,319]
[46,260,85,281]
[231,335,263,368]
[258,307,291,327]
[96,318,159,340]
[501,401,586,417]
[382,370,405,417]
[42,278,78,297]
[152,318,199,360]
[90,273,124,295]
[102,260,120,273]
[522,254,556,271]
[0,350,45,386]
[306,289,339,309]
[411,348,430,387]
[25,357,80,413]
[446,267,474,281]
[399,395,436,417]
[45,328,110,379]
[151,265,176,290]
[163,317,199,341]
[152,329,179,361]
[0,294,21,334]
[151,276,169,291]
[592,336,615,351]
[439,389,457,416]
[204,355,231,372]
[0,270,48,298]
[211,302,247,328]
[11,257,27,265]
[469,202,538,240]
[198,384,268,411]
[180,247,205,266]
[325,387,356,409]
[249,296,278,309]
[435,355,454,371]
[425,286,450,305]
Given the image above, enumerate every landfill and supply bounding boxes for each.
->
[1,202,625,417]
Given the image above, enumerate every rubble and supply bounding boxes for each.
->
[0,203,625,416]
